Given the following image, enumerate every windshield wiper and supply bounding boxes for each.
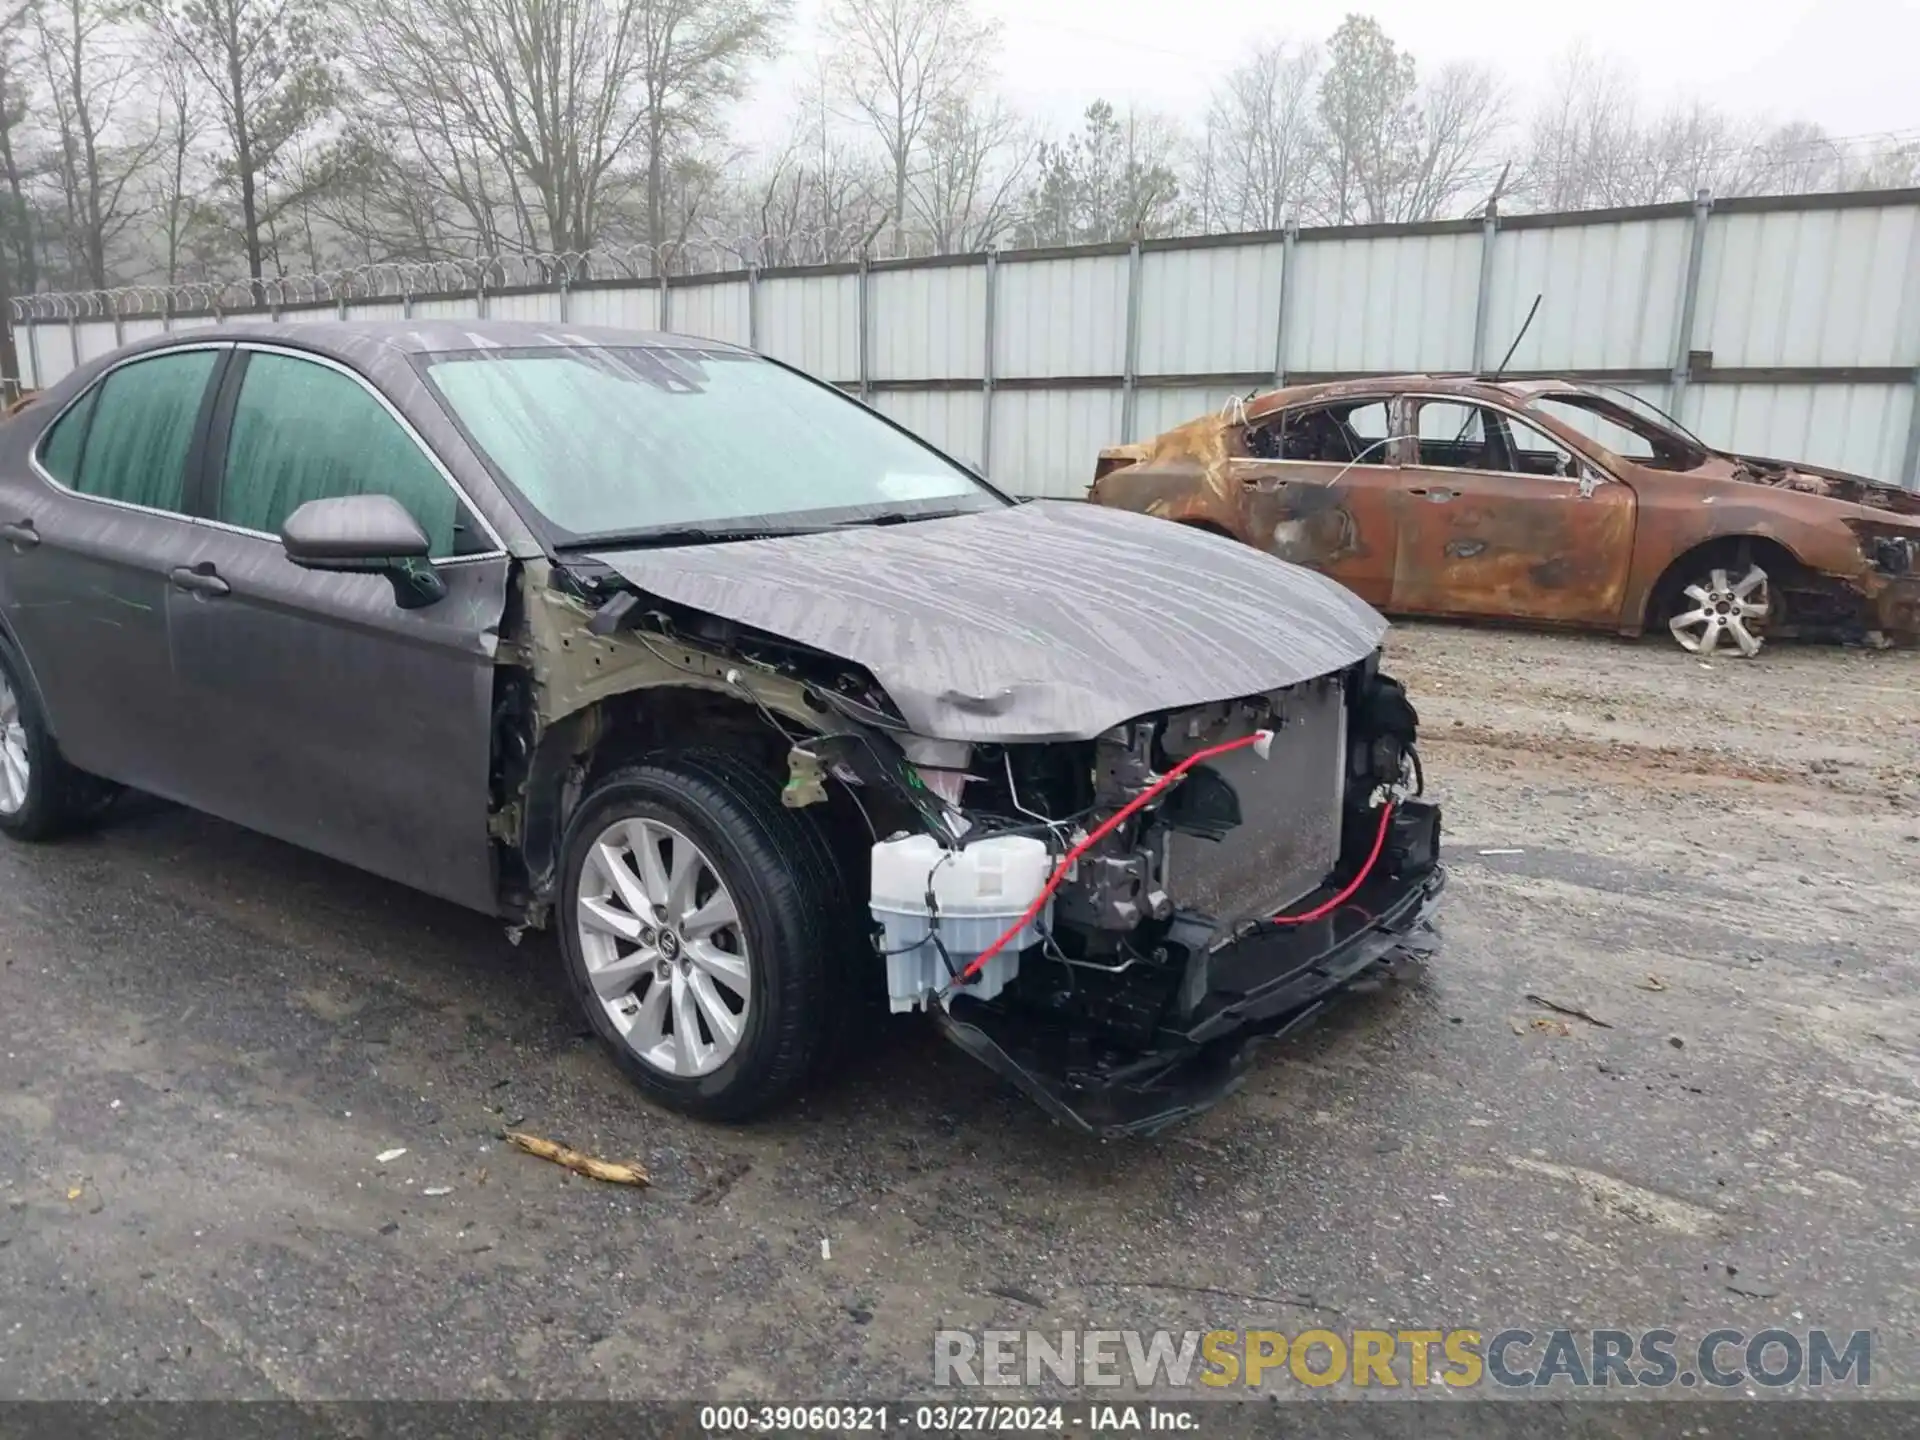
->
[559,506,991,550]
[556,522,828,551]
[828,508,983,528]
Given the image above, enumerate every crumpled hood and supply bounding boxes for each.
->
[590,501,1386,743]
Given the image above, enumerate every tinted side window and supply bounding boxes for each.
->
[36,387,99,486]
[72,351,218,511]
[219,353,468,557]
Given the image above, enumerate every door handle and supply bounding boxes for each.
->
[0,520,38,550]
[1408,487,1455,502]
[169,563,230,598]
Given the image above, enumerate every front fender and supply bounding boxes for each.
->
[1619,487,1856,632]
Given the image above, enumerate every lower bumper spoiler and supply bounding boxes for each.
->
[935,862,1446,1138]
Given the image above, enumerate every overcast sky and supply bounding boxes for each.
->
[741,0,1919,148]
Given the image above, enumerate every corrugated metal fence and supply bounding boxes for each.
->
[13,188,1920,494]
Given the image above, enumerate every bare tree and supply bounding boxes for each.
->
[1394,61,1505,220]
[1514,46,1886,212]
[738,64,885,264]
[1207,39,1318,230]
[34,0,162,287]
[351,0,639,255]
[635,0,782,255]
[0,0,30,383]
[908,91,1031,252]
[1517,43,1642,211]
[824,0,995,256]
[1848,136,1920,191]
[350,0,779,259]
[0,2,35,296]
[144,0,340,283]
[1645,101,1759,201]
[1518,48,1725,209]
[151,42,206,284]
[1753,120,1847,195]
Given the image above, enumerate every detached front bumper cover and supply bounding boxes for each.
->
[935,842,1446,1138]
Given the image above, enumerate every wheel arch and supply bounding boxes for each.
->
[0,617,54,739]
[502,683,801,925]
[1640,533,1805,629]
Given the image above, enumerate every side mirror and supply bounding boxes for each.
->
[280,494,447,610]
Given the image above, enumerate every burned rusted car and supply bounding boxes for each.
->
[0,322,1442,1136]
[1090,376,1920,656]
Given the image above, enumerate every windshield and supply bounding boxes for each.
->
[422,346,999,542]
[1529,392,1708,472]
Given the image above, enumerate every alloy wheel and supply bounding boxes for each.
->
[0,672,29,815]
[1669,564,1769,658]
[574,817,751,1077]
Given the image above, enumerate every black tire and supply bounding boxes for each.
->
[0,634,118,842]
[556,750,857,1121]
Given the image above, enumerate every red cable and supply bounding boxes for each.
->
[1266,798,1395,925]
[947,732,1400,989]
[949,732,1265,987]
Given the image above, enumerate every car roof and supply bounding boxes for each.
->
[1242,372,1608,421]
[96,318,747,385]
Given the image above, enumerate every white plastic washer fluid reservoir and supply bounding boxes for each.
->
[869,833,1054,1012]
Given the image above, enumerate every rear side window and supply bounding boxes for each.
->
[219,353,471,557]
[36,387,98,485]
[49,351,216,511]
[1250,400,1392,463]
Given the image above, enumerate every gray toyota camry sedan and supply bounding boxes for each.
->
[0,322,1443,1135]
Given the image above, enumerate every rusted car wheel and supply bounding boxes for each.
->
[1667,563,1771,658]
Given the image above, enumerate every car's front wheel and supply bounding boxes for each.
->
[1667,560,1772,658]
[0,636,117,841]
[556,753,850,1121]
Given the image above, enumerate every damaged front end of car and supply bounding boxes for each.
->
[903,663,1443,1137]
[500,503,1443,1136]
[1719,453,1920,646]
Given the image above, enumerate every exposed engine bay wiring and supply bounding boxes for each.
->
[944,732,1273,991]
[815,685,912,731]
[1005,749,1071,843]
[942,730,1404,995]
[838,775,880,841]
[629,624,804,745]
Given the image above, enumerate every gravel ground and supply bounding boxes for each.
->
[0,621,1916,1405]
